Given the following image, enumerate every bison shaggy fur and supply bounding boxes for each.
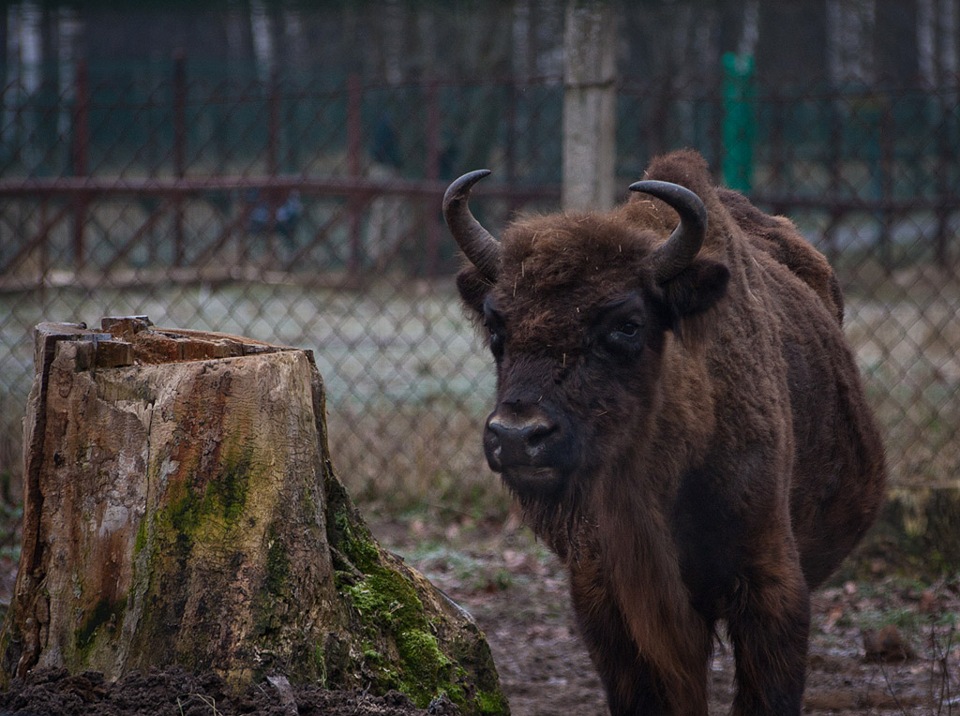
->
[444,149,886,715]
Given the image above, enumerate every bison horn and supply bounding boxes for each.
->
[628,180,708,284]
[443,169,501,281]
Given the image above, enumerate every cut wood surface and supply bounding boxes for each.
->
[0,317,506,715]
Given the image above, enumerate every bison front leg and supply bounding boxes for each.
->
[570,584,669,714]
[726,549,811,715]
[569,559,709,715]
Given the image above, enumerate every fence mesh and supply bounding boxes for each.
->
[0,57,958,512]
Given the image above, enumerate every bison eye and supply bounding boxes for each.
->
[482,300,506,360]
[592,296,647,359]
[487,324,505,359]
[599,319,645,357]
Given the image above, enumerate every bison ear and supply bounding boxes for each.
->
[456,266,491,318]
[659,259,729,325]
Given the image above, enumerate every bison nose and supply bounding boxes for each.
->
[484,408,559,471]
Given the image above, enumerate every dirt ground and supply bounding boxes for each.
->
[381,516,960,716]
[1,513,958,716]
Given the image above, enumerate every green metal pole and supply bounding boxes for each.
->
[722,52,756,193]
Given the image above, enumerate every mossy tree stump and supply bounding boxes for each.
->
[0,317,507,715]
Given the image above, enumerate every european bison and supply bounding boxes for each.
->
[442,150,885,715]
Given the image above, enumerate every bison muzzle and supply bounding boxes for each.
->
[443,150,886,715]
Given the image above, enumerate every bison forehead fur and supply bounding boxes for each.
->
[444,149,885,716]
[482,219,661,354]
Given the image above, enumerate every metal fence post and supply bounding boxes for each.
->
[879,98,894,274]
[424,78,440,276]
[934,94,952,269]
[823,94,843,266]
[173,51,187,267]
[721,52,756,193]
[265,66,283,257]
[72,57,89,269]
[268,67,281,178]
[347,73,362,279]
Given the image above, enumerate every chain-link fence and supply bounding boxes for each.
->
[1,48,958,512]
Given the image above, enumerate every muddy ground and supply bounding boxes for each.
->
[381,516,959,716]
[1,513,958,715]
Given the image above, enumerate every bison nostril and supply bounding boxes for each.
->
[487,416,555,443]
[525,420,557,445]
[485,412,560,468]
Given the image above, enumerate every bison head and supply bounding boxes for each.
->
[443,171,730,501]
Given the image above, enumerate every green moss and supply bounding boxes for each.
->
[475,688,510,714]
[204,446,253,522]
[325,477,381,575]
[130,442,267,671]
[249,530,292,642]
[344,567,473,709]
[363,647,385,664]
[156,443,259,557]
[313,644,328,688]
[168,488,200,534]
[342,523,378,571]
[265,532,290,595]
[133,519,147,554]
[75,597,127,660]
[347,570,423,628]
[395,630,457,705]
[327,478,508,714]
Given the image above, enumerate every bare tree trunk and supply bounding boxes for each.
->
[0,318,506,715]
[562,1,617,211]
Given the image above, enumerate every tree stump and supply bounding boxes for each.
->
[0,317,507,715]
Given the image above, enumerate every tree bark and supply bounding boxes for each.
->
[0,317,507,715]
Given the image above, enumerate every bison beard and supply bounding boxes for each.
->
[443,149,886,716]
